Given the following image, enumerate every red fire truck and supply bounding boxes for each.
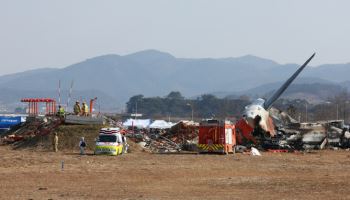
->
[197,119,236,154]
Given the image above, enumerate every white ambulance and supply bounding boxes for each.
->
[94,127,123,155]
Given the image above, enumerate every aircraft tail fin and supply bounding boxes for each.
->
[263,53,315,110]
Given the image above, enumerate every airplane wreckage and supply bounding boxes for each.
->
[235,53,350,150]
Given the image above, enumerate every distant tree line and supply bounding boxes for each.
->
[126,91,250,119]
[273,90,350,123]
[126,90,350,123]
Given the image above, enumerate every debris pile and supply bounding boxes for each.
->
[166,120,199,143]
[236,107,350,152]
[129,120,199,153]
[145,135,182,153]
[257,110,350,150]
[1,116,62,144]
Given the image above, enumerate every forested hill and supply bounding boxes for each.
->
[1,50,350,111]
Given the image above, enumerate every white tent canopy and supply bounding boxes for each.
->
[123,119,151,129]
[149,120,174,129]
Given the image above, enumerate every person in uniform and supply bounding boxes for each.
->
[57,105,65,117]
[73,101,81,115]
[81,102,89,116]
[52,132,58,152]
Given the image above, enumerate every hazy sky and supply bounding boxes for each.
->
[1,0,350,75]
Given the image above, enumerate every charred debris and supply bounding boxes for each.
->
[249,108,350,151]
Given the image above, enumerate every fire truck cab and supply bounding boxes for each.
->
[197,119,236,154]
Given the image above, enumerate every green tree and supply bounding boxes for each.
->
[166,91,184,100]
[126,95,144,113]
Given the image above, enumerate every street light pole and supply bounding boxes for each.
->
[186,103,194,121]
[344,101,349,123]
[324,101,331,121]
[191,106,193,121]
[336,103,339,120]
[305,103,308,122]
[135,101,138,120]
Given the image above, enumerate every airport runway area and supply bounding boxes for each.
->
[1,146,349,200]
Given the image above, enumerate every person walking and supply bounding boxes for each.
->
[79,137,86,155]
[52,132,58,152]
[122,135,128,154]
[73,101,81,115]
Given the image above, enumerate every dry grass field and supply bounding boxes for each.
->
[1,145,350,200]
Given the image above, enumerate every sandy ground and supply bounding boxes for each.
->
[1,146,350,200]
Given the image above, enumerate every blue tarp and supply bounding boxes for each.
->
[0,116,22,129]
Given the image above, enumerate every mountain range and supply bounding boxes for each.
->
[1,50,349,112]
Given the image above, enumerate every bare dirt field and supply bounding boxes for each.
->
[1,146,350,200]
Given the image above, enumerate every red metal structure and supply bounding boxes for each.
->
[89,97,98,114]
[197,119,236,154]
[235,119,256,144]
[21,98,56,116]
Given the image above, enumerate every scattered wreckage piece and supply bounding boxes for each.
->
[251,147,261,156]
[267,149,289,153]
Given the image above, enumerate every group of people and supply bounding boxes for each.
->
[56,100,89,117]
[52,133,87,155]
[73,101,89,116]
